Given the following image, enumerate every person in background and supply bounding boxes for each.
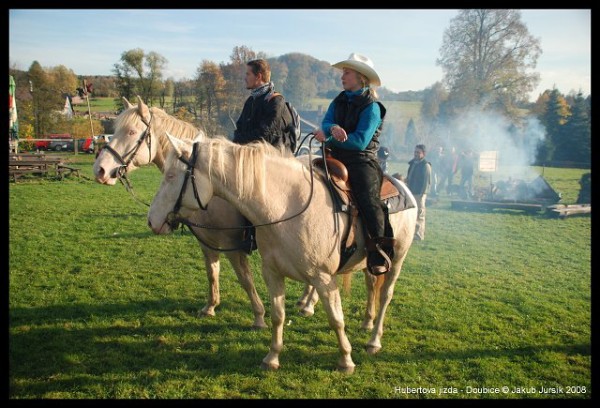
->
[233,58,294,152]
[428,145,444,198]
[233,58,294,253]
[459,149,475,199]
[314,53,393,276]
[439,146,458,194]
[377,146,390,173]
[406,144,431,241]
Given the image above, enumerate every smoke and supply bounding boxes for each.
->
[432,106,546,181]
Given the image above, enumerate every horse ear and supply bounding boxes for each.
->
[136,95,150,121]
[193,133,204,143]
[166,132,184,157]
[122,97,134,109]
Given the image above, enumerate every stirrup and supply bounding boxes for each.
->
[367,248,392,275]
[366,237,395,276]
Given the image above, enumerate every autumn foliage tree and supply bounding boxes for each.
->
[437,9,542,119]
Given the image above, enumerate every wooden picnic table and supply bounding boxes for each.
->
[8,155,81,181]
[9,152,47,161]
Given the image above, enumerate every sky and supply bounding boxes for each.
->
[8,9,591,101]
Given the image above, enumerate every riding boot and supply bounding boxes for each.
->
[366,237,396,276]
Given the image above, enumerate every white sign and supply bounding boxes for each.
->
[479,151,498,172]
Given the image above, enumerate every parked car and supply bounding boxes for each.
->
[35,133,71,151]
[78,138,94,153]
[50,140,73,152]
[93,134,113,143]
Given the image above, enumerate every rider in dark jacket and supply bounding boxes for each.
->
[233,59,294,253]
[315,53,394,276]
[233,59,294,153]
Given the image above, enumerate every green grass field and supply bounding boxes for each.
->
[73,97,120,114]
[9,154,590,399]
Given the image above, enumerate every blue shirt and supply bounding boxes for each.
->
[321,88,382,151]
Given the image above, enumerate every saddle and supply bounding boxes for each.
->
[312,156,414,272]
[312,156,405,211]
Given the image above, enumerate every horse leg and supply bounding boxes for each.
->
[365,256,406,355]
[312,275,355,374]
[361,268,378,330]
[224,251,267,329]
[260,268,286,371]
[199,246,220,317]
[296,284,319,317]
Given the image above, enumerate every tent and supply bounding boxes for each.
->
[63,95,73,119]
[9,75,19,140]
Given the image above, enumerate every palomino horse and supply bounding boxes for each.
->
[93,96,312,329]
[148,134,418,373]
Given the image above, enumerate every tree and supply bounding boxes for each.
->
[49,65,78,96]
[195,60,227,134]
[420,82,448,122]
[555,92,590,164]
[537,88,570,163]
[531,90,550,117]
[437,9,541,118]
[113,48,168,105]
[27,61,66,136]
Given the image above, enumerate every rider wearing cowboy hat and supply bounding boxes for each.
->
[315,53,394,276]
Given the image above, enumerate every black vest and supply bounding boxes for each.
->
[331,91,386,158]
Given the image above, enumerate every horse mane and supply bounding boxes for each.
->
[114,105,205,152]
[167,137,298,201]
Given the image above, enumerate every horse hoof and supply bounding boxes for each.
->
[298,308,314,317]
[199,309,216,317]
[366,345,381,355]
[337,365,355,374]
[251,323,268,330]
[260,362,279,371]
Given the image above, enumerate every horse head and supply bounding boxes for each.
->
[93,95,159,185]
[148,132,211,235]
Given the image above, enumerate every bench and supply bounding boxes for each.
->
[9,167,51,182]
[57,164,81,179]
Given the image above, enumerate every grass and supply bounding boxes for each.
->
[73,97,120,114]
[8,155,591,399]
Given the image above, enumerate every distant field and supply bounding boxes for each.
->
[73,97,120,114]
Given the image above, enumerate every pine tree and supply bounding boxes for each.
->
[557,92,591,164]
[538,89,570,163]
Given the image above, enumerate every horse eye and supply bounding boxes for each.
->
[129,129,136,136]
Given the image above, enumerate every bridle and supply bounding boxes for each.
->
[101,111,154,205]
[166,137,318,252]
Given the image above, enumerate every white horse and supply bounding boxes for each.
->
[148,134,418,373]
[93,96,317,329]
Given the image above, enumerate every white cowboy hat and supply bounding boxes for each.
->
[332,53,381,87]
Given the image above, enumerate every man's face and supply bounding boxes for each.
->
[414,148,425,160]
[245,66,263,90]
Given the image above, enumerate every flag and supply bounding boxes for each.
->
[9,75,19,140]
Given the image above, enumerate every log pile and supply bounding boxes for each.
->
[546,204,591,219]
